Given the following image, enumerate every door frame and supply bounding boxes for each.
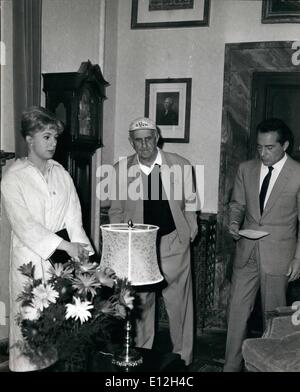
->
[215,41,300,328]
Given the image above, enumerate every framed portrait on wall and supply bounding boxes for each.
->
[131,0,210,29]
[145,78,192,143]
[262,0,300,23]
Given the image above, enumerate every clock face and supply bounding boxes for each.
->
[78,87,96,138]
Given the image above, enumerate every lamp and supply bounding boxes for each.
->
[100,221,163,369]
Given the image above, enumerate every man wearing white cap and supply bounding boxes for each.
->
[108,117,199,366]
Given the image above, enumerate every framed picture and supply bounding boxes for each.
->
[145,78,192,143]
[131,0,210,29]
[262,0,300,23]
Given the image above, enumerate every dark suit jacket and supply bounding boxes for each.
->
[156,109,178,126]
[229,156,300,275]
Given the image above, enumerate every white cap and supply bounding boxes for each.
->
[129,117,157,132]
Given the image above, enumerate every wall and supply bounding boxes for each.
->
[42,0,118,166]
[42,0,101,75]
[102,0,118,183]
[113,0,300,213]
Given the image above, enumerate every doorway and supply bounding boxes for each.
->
[250,72,300,161]
[249,71,300,323]
[216,41,300,329]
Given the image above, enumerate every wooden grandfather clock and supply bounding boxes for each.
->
[43,61,108,236]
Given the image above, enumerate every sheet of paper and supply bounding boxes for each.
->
[238,229,269,239]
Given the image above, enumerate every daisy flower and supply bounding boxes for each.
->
[72,273,101,297]
[65,297,94,324]
[77,259,98,273]
[32,284,59,311]
[49,263,74,279]
[119,289,135,310]
[21,305,40,321]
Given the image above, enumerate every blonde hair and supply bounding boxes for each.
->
[21,106,64,139]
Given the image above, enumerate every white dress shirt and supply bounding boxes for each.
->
[259,153,287,209]
[138,148,162,176]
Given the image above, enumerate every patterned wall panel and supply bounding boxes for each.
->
[157,213,217,334]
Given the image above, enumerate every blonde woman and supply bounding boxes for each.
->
[1,106,94,372]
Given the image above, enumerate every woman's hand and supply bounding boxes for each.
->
[68,242,89,262]
[58,240,89,262]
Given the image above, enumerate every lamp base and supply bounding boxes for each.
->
[111,319,143,369]
[112,347,143,368]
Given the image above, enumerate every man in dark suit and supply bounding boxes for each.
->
[224,118,300,372]
[156,97,178,126]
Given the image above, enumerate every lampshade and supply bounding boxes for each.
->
[100,223,164,286]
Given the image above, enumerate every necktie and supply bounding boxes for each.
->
[259,166,274,215]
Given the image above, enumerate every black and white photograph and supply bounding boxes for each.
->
[156,93,179,126]
[145,78,191,142]
[1,0,300,379]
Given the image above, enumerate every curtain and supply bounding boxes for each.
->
[13,0,42,158]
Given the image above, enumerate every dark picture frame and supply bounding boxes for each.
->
[145,78,192,143]
[131,0,210,29]
[262,0,300,23]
